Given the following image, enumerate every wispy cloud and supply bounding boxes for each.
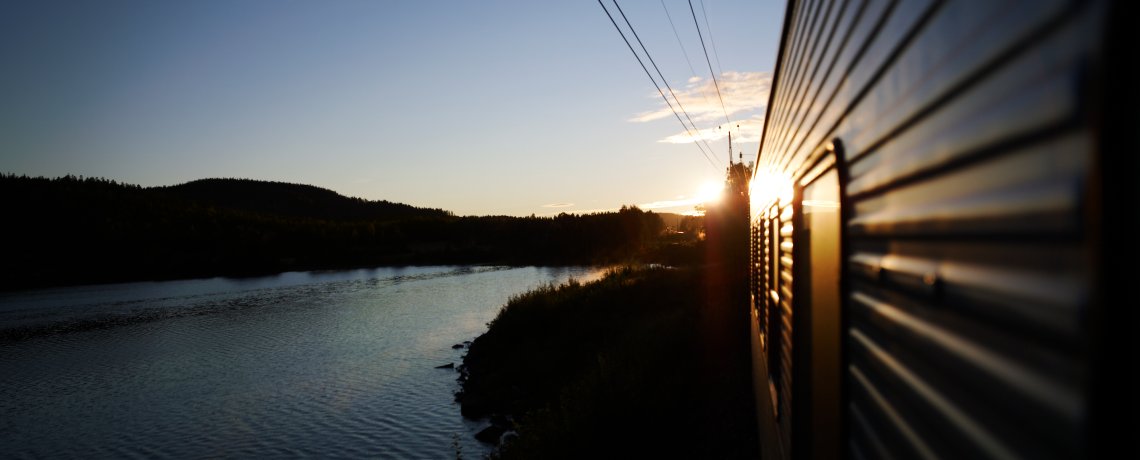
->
[630,71,771,123]
[630,71,771,145]
[541,203,575,208]
[659,115,764,144]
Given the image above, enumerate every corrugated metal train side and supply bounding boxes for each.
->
[747,0,1137,458]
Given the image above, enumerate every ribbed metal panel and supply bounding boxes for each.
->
[753,0,1106,458]
[841,1,1097,456]
[761,216,772,337]
[777,201,795,450]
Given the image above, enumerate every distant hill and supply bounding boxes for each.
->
[1,174,673,290]
[156,178,451,221]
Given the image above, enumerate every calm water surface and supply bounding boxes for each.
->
[0,265,605,459]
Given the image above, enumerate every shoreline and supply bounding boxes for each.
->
[454,265,758,458]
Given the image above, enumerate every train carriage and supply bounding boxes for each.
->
[747,0,1136,458]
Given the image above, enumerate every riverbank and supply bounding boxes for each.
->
[456,265,757,459]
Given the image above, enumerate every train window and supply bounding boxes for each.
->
[752,222,765,344]
[767,206,782,417]
[759,213,773,348]
[765,214,774,339]
[797,166,843,456]
[751,169,798,422]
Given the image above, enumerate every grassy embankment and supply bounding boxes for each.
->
[457,264,757,459]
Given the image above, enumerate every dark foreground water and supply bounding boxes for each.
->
[0,265,605,459]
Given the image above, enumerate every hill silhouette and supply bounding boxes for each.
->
[1,174,680,291]
[158,178,450,221]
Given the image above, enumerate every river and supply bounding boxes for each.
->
[0,265,606,459]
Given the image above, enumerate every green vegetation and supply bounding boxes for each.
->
[457,266,757,459]
[1,174,698,290]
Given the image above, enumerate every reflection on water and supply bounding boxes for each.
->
[0,265,605,459]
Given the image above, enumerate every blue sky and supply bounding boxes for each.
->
[1,0,785,216]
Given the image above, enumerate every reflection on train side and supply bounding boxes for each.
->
[743,1,1131,458]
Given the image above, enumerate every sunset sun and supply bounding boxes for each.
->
[695,180,724,204]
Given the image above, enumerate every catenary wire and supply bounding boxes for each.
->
[598,0,720,170]
[688,0,731,125]
[698,0,726,77]
[612,0,720,161]
[660,0,718,114]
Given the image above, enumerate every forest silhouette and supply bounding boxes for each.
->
[1,174,698,291]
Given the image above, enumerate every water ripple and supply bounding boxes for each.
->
[0,265,605,458]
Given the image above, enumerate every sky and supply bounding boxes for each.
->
[1,0,786,216]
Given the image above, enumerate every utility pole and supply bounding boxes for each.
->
[728,131,733,166]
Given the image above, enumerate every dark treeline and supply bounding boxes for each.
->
[1,174,699,290]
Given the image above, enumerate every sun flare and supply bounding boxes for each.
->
[695,181,723,204]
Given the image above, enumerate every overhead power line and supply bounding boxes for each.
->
[659,0,717,113]
[611,0,719,162]
[698,0,726,77]
[688,0,731,125]
[597,0,720,170]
